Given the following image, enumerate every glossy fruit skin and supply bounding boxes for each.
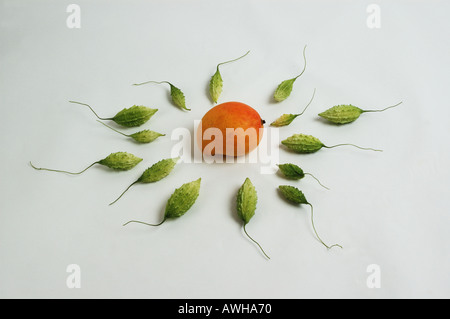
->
[197,102,264,157]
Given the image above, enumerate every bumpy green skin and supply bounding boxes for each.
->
[281,134,324,153]
[130,130,165,143]
[270,114,298,127]
[98,152,142,170]
[112,105,158,127]
[273,78,295,102]
[278,185,308,204]
[165,178,201,219]
[169,84,190,111]
[277,163,305,179]
[318,105,363,124]
[138,157,179,183]
[236,178,257,225]
[209,69,223,103]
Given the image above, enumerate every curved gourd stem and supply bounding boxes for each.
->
[30,161,98,175]
[362,101,403,113]
[243,224,270,260]
[132,80,172,87]
[293,45,307,80]
[69,101,112,120]
[97,120,130,137]
[304,173,329,190]
[123,218,166,227]
[216,50,250,71]
[295,87,316,116]
[323,143,382,152]
[307,203,342,250]
[109,180,139,206]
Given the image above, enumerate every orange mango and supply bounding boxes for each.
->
[197,102,265,157]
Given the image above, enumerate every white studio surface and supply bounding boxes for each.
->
[0,0,449,299]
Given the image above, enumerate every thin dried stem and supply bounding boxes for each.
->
[69,101,112,120]
[307,203,342,250]
[30,161,98,175]
[123,218,166,227]
[243,224,270,260]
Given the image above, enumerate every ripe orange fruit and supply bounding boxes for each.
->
[197,101,265,157]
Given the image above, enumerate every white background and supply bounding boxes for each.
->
[1,0,449,299]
